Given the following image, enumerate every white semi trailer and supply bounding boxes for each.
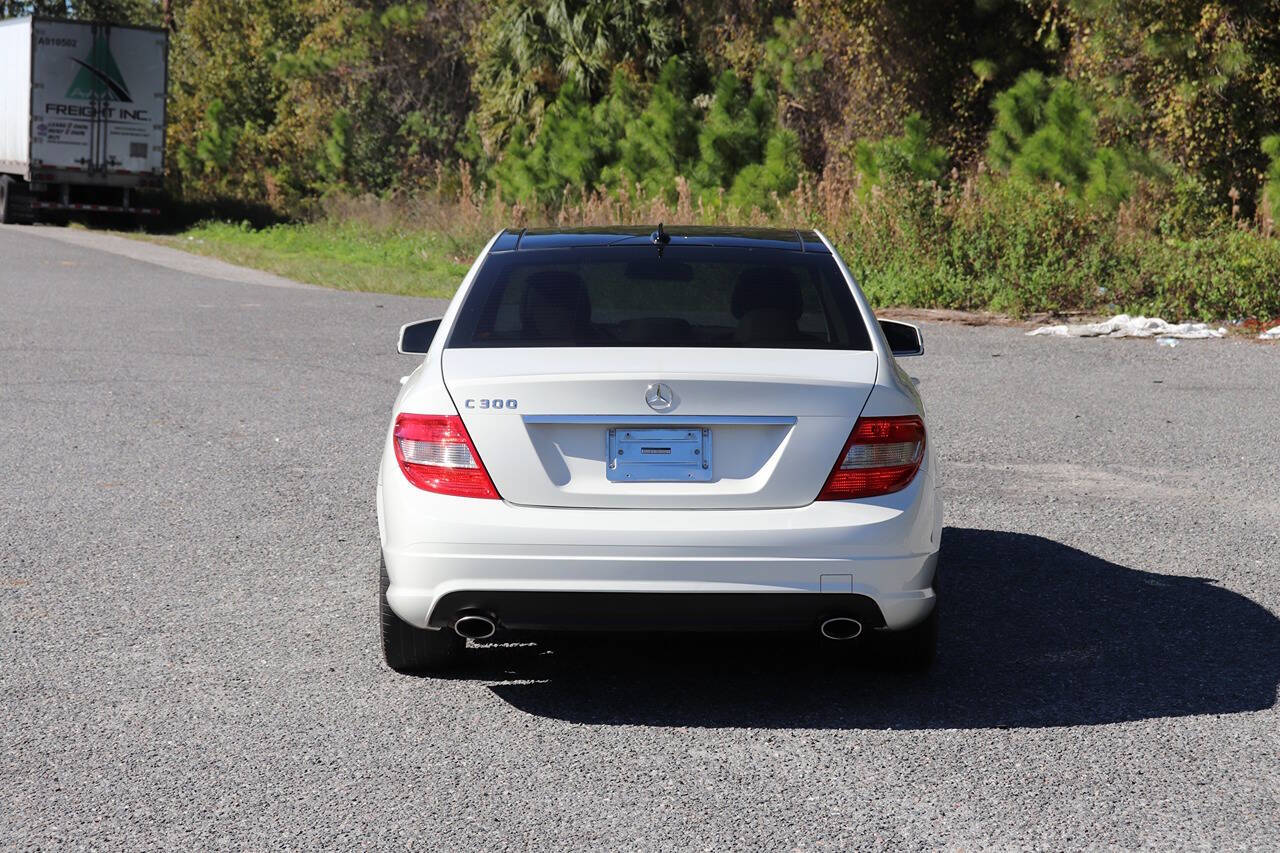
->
[0,16,167,224]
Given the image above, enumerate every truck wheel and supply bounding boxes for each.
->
[1,176,16,224]
[0,176,34,225]
[379,553,463,674]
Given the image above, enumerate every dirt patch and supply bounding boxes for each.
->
[875,307,1046,328]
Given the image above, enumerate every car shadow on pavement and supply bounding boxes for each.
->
[460,527,1279,729]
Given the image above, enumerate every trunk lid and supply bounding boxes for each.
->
[442,348,877,509]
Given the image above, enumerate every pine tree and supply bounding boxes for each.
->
[604,58,699,200]
[492,80,610,204]
[726,130,802,211]
[987,71,1133,208]
[693,71,771,193]
[854,112,948,190]
[1263,135,1280,224]
[987,71,1052,174]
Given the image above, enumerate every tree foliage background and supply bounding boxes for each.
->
[5,0,1277,217]
[4,0,1279,318]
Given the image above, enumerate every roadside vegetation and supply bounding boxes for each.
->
[9,0,1280,321]
[141,214,475,298]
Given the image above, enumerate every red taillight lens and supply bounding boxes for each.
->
[816,415,925,500]
[392,414,500,499]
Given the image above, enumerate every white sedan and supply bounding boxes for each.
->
[377,226,941,672]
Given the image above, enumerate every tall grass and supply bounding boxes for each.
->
[184,161,1280,321]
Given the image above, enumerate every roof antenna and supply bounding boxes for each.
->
[652,222,671,256]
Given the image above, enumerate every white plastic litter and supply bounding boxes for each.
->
[1156,337,1178,348]
[1259,325,1280,340]
[1027,314,1227,339]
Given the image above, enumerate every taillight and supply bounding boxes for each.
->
[816,415,925,500]
[392,414,500,499]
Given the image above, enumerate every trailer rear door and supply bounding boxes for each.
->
[29,19,166,177]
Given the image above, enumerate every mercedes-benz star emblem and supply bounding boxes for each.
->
[645,383,674,411]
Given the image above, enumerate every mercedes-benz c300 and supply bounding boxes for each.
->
[377,226,940,672]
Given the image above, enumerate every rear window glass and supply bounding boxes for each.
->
[447,246,871,350]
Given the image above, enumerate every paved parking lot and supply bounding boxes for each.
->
[2,225,1277,849]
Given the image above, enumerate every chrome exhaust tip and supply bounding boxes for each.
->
[819,617,863,641]
[453,615,497,640]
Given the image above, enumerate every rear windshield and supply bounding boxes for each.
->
[447,246,872,350]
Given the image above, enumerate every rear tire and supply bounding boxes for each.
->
[0,176,35,225]
[379,553,463,674]
[878,606,937,671]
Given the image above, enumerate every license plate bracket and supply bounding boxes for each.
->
[606,426,712,482]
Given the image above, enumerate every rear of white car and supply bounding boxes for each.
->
[377,227,941,672]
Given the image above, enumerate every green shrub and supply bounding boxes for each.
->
[1125,228,1280,321]
[1150,170,1223,239]
[819,171,1280,321]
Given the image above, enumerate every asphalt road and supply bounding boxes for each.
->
[2,224,1277,850]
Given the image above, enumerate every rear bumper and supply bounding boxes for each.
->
[378,449,942,633]
[384,544,937,632]
[31,200,159,215]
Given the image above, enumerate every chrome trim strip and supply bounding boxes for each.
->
[522,415,796,426]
